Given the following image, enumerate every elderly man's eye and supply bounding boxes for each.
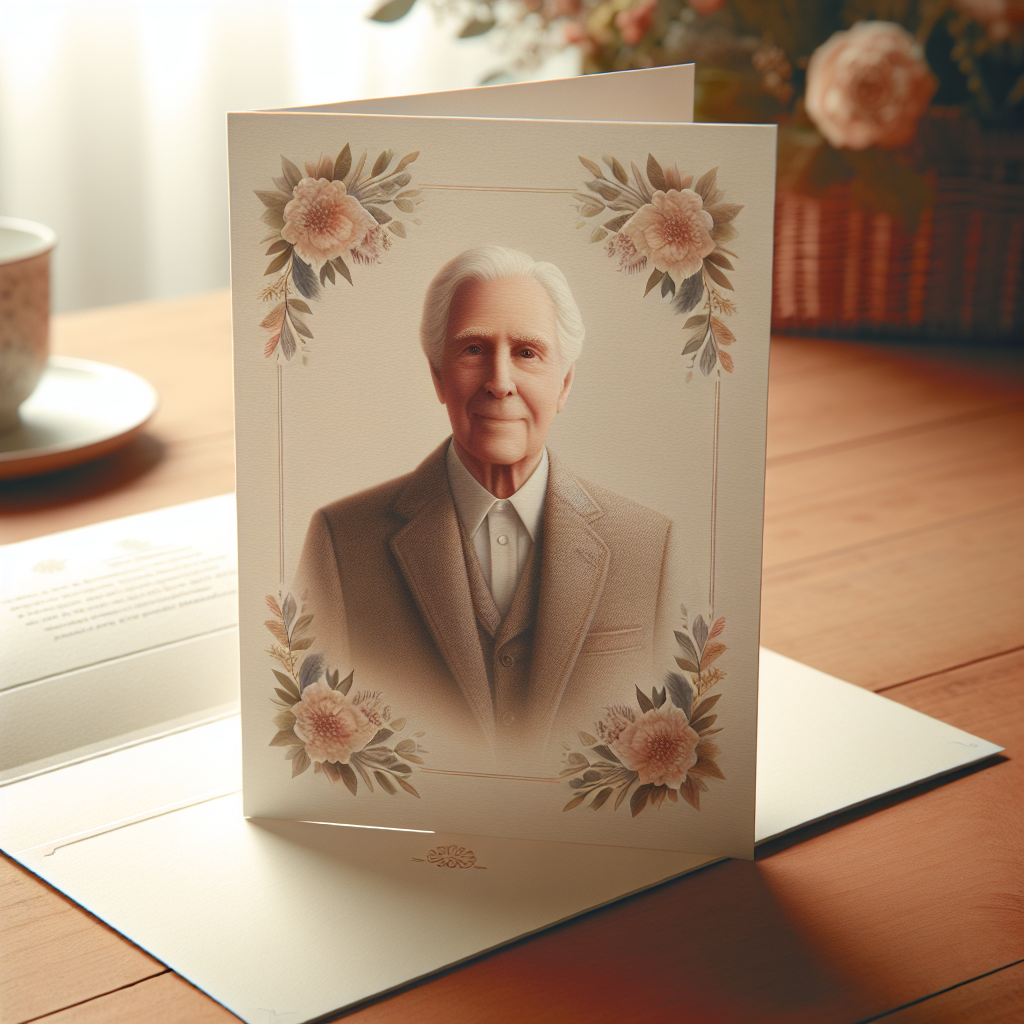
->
[520,348,535,358]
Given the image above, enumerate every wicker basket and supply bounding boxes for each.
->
[771,119,1024,343]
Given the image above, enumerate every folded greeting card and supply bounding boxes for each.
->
[229,65,774,859]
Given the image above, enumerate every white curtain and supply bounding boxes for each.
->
[0,0,578,312]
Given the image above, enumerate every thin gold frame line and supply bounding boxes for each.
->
[417,184,577,193]
[277,363,285,585]
[709,379,721,618]
[419,768,560,783]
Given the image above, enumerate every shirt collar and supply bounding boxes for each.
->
[446,441,549,542]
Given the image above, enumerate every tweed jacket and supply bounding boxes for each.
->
[296,440,675,753]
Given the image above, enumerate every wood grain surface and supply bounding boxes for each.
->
[1,293,1021,1024]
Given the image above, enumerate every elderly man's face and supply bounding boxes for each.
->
[432,277,573,489]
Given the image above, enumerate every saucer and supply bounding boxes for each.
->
[0,356,158,481]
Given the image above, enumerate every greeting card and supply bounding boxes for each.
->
[229,67,775,858]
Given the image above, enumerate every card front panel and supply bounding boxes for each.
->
[229,110,775,857]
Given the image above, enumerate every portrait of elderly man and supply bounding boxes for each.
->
[297,245,677,755]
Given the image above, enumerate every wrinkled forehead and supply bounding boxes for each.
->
[444,276,558,342]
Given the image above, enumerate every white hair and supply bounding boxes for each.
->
[420,245,585,370]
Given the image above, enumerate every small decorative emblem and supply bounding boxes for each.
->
[413,844,487,869]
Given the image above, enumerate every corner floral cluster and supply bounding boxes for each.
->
[255,145,424,361]
[574,154,742,380]
[265,592,427,796]
[561,606,727,816]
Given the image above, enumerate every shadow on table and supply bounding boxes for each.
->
[0,433,164,516]
[335,855,875,1024]
[334,760,1012,1022]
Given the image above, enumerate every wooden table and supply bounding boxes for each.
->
[1,291,1021,1023]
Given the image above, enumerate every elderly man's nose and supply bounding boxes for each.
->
[485,352,515,396]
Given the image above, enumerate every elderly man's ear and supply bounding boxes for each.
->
[556,364,575,413]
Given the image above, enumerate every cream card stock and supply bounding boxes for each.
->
[229,66,774,856]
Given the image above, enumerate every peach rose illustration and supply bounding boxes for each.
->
[291,678,377,764]
[281,177,377,269]
[622,189,715,283]
[805,21,938,151]
[611,704,700,789]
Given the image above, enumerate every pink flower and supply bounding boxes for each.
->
[291,679,377,764]
[612,705,700,788]
[805,21,938,151]
[615,0,656,46]
[605,231,648,274]
[622,189,714,282]
[281,178,377,269]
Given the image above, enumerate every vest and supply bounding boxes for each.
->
[458,523,541,742]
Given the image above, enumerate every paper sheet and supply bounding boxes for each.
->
[0,495,239,782]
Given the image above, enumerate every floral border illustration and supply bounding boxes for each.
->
[255,145,424,361]
[412,845,488,869]
[561,606,727,817]
[266,592,427,796]
[574,154,742,380]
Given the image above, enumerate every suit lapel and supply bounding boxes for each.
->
[389,442,495,744]
[526,454,610,743]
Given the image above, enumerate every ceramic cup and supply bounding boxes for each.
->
[0,217,57,433]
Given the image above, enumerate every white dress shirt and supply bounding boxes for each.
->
[446,442,549,619]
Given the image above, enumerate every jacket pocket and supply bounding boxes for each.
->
[581,626,643,656]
